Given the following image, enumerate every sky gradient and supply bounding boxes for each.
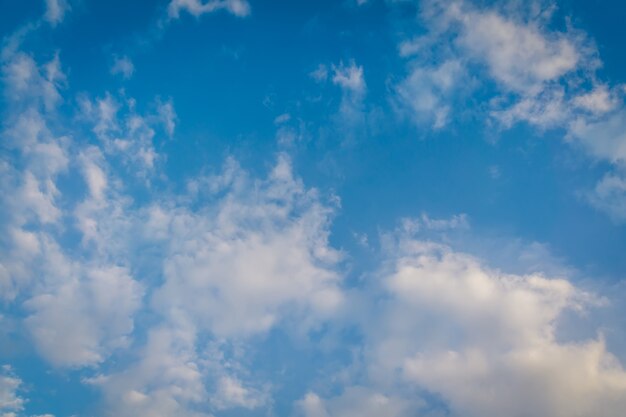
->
[1,0,626,416]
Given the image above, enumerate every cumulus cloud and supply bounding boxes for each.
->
[395,0,595,129]
[394,0,626,220]
[110,56,135,80]
[77,92,169,174]
[585,172,626,223]
[452,4,580,93]
[297,387,415,417]
[356,238,626,417]
[88,316,208,417]
[0,366,24,415]
[331,62,365,96]
[152,155,344,337]
[569,110,626,165]
[44,0,69,26]
[167,0,251,19]
[0,366,54,417]
[395,60,463,129]
[25,260,143,367]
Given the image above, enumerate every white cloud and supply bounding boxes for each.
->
[491,85,568,129]
[168,0,251,19]
[44,0,69,26]
[396,60,463,129]
[569,110,626,165]
[78,93,168,174]
[152,155,344,337]
[399,213,469,235]
[0,366,54,417]
[331,62,365,96]
[157,99,177,136]
[110,56,135,80]
[310,64,328,83]
[452,4,580,93]
[359,239,626,417]
[297,387,416,417]
[573,84,620,115]
[212,375,267,410]
[395,0,600,131]
[2,51,65,111]
[0,366,24,415]
[585,172,626,223]
[394,0,626,221]
[88,315,209,417]
[24,255,143,367]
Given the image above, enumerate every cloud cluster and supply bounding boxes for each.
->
[303,238,626,417]
[167,0,251,19]
[395,0,626,221]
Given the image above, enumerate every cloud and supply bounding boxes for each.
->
[297,387,416,417]
[310,64,329,83]
[0,366,54,417]
[25,261,143,368]
[451,4,580,93]
[0,366,24,415]
[395,60,463,129]
[569,109,626,165]
[585,172,626,223]
[77,92,168,174]
[393,0,626,220]
[44,0,69,26]
[394,0,602,130]
[87,315,209,417]
[152,155,344,338]
[167,0,251,19]
[358,238,626,417]
[157,99,177,137]
[331,62,365,96]
[110,56,135,80]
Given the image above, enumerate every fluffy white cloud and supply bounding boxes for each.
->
[152,155,344,337]
[77,92,167,174]
[358,239,626,417]
[0,366,54,417]
[76,153,343,415]
[569,110,626,165]
[168,0,250,19]
[88,316,209,417]
[395,0,626,220]
[452,4,580,93]
[25,257,143,367]
[0,366,24,416]
[332,62,366,96]
[585,172,626,223]
[44,0,70,26]
[395,60,463,129]
[395,0,593,129]
[297,387,416,417]
[110,56,135,80]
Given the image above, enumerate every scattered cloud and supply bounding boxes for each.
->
[44,0,70,26]
[110,56,135,80]
[331,61,365,96]
[585,172,626,223]
[356,238,626,417]
[0,366,24,415]
[395,60,463,129]
[167,0,251,19]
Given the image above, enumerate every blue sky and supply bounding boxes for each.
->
[1,0,626,416]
